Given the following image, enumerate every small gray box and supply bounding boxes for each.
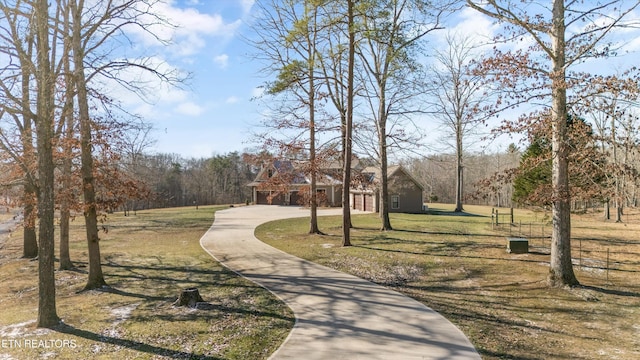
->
[507,237,528,254]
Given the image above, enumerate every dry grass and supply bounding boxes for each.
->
[0,205,293,360]
[256,204,640,360]
[0,210,14,222]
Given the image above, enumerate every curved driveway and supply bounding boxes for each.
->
[200,205,480,360]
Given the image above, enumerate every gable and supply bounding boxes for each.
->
[389,166,424,192]
[355,165,423,191]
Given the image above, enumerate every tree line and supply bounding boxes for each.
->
[122,151,256,210]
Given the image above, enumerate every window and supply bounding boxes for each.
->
[391,195,400,209]
[268,169,274,178]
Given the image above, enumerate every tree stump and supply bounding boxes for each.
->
[173,287,205,308]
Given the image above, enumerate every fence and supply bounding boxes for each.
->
[489,214,634,285]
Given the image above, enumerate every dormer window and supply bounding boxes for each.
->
[268,169,274,178]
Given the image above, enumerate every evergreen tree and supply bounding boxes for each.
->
[512,114,606,207]
[512,138,551,206]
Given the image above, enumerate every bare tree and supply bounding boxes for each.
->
[581,74,640,222]
[357,0,447,230]
[251,0,333,234]
[0,1,39,259]
[118,118,155,215]
[62,0,182,289]
[428,33,487,212]
[466,0,640,287]
[34,0,60,328]
[69,0,107,290]
[342,0,356,246]
[58,1,75,270]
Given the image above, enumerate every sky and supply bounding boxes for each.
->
[113,0,263,158]
[113,0,640,159]
[113,0,499,159]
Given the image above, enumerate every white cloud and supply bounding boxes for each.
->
[130,103,157,118]
[176,102,205,116]
[448,7,497,46]
[126,1,241,57]
[94,56,189,108]
[608,10,640,53]
[225,96,240,104]
[240,0,255,15]
[251,86,264,99]
[214,54,229,69]
[624,36,640,52]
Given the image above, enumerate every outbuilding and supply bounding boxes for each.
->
[351,165,425,213]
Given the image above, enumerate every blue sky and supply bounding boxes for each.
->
[115,0,640,159]
[115,0,264,158]
[114,0,502,159]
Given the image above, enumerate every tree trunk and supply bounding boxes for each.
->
[22,183,38,258]
[378,103,392,231]
[615,203,623,223]
[307,19,319,235]
[21,49,37,259]
[59,205,73,270]
[59,5,74,271]
[35,0,59,328]
[342,0,355,247]
[173,288,205,307]
[548,0,578,287]
[71,0,107,290]
[455,133,464,212]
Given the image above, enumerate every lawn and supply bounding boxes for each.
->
[0,205,293,360]
[256,204,640,360]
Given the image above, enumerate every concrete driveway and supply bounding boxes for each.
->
[200,205,480,360]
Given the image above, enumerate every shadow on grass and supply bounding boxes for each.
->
[97,260,258,300]
[103,258,230,276]
[476,348,548,360]
[54,260,87,273]
[351,226,501,239]
[102,222,209,234]
[402,282,605,353]
[92,286,172,302]
[579,285,640,298]
[357,243,640,278]
[102,259,259,288]
[424,209,488,217]
[128,302,295,324]
[347,227,640,277]
[573,236,640,246]
[92,259,294,318]
[55,323,222,360]
[352,242,551,266]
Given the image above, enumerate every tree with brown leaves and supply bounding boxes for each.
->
[466,0,640,287]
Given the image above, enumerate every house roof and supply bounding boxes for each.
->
[248,159,347,187]
[247,158,422,191]
[361,165,425,191]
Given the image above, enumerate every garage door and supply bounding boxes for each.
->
[256,191,285,205]
[290,191,302,206]
[364,194,374,212]
[353,194,363,210]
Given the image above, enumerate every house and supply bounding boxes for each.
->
[350,165,425,213]
[247,159,346,206]
[248,160,425,213]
